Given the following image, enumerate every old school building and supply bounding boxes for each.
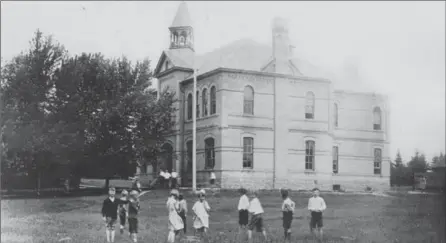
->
[145,2,390,191]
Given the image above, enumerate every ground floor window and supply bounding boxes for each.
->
[305,141,315,170]
[333,146,338,174]
[243,137,253,168]
[374,148,382,175]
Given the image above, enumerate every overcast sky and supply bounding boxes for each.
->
[1,1,445,162]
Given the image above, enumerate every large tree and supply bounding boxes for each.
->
[1,30,66,191]
[407,151,428,173]
[1,30,177,190]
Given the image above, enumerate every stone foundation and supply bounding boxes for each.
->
[220,170,390,191]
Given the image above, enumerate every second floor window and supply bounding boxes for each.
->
[373,107,382,130]
[202,88,208,116]
[187,93,193,120]
[196,91,200,118]
[305,92,315,119]
[243,86,254,115]
[333,103,338,127]
[210,86,216,115]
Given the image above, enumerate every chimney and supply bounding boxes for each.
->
[272,17,291,74]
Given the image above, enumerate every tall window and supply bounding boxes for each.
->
[202,88,208,117]
[305,92,315,119]
[205,138,215,169]
[243,86,254,115]
[243,137,254,168]
[374,148,382,175]
[305,140,315,170]
[333,146,339,174]
[333,103,338,127]
[165,61,170,71]
[186,141,193,172]
[187,93,193,120]
[210,86,216,115]
[196,91,200,118]
[373,107,381,130]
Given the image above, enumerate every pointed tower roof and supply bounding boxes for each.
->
[170,1,193,28]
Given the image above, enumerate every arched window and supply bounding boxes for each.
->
[202,88,208,117]
[187,93,193,120]
[179,36,185,46]
[243,137,254,168]
[374,148,382,175]
[305,92,315,119]
[305,140,315,170]
[196,91,200,118]
[210,86,216,115]
[243,86,254,115]
[373,107,382,130]
[205,138,215,169]
[333,103,338,127]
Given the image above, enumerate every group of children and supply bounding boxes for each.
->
[101,187,141,243]
[101,186,327,243]
[236,187,326,242]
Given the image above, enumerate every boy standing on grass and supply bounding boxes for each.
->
[308,188,327,242]
[118,190,129,234]
[247,190,268,242]
[128,190,141,243]
[281,189,295,242]
[101,187,128,243]
[237,187,250,239]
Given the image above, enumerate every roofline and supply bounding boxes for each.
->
[155,66,193,79]
[180,67,331,85]
[334,89,389,98]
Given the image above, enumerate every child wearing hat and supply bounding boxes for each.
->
[192,189,211,238]
[166,189,184,243]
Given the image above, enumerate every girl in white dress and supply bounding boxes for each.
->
[166,189,184,243]
[192,189,211,238]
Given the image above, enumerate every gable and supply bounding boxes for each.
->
[154,52,170,77]
[260,57,302,76]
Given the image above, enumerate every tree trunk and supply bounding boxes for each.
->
[105,177,110,189]
[37,170,41,197]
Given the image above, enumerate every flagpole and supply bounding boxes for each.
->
[192,68,197,192]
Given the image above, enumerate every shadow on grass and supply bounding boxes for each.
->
[1,188,107,200]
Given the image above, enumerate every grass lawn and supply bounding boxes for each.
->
[1,189,444,243]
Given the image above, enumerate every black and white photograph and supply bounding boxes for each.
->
[1,1,445,243]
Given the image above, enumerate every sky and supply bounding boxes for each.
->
[1,1,445,162]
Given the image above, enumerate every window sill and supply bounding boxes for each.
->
[241,167,254,171]
[304,170,316,174]
[242,114,254,117]
[185,113,219,122]
[332,172,339,175]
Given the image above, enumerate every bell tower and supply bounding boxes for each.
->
[169,1,194,51]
